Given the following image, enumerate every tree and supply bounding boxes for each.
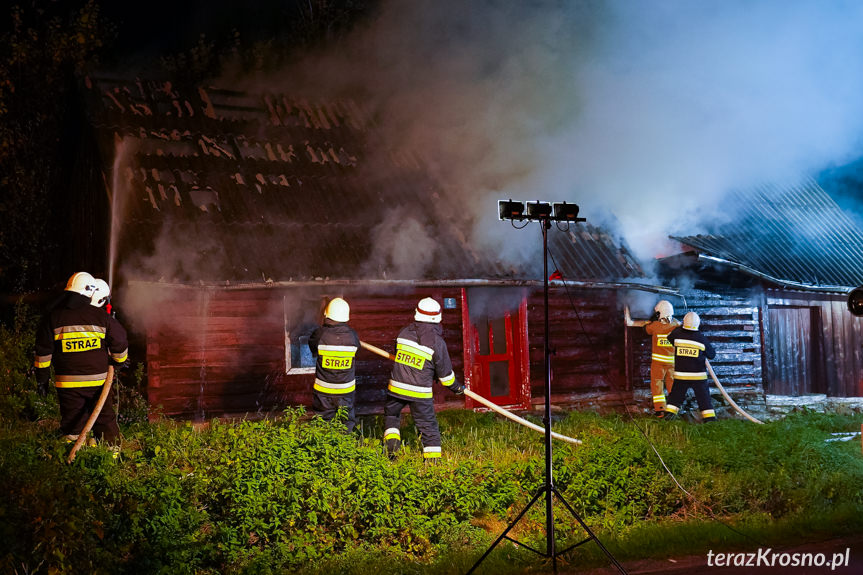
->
[0,0,114,295]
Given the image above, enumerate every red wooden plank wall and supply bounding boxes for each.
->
[526,288,626,404]
[146,287,466,419]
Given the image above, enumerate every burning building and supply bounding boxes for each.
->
[82,76,665,420]
[79,76,863,421]
[653,180,863,413]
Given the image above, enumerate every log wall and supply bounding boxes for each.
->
[765,289,863,397]
[526,288,628,408]
[145,284,863,421]
[146,286,465,419]
[628,289,765,404]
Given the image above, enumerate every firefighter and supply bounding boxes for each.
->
[91,278,111,309]
[645,300,681,417]
[308,297,360,432]
[384,297,464,461]
[664,311,717,423]
[34,272,129,444]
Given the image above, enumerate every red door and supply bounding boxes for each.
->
[462,288,531,409]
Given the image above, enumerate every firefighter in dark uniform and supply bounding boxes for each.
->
[309,297,360,432]
[664,311,717,423]
[34,272,129,443]
[384,297,464,460]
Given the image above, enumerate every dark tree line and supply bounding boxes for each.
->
[0,0,377,298]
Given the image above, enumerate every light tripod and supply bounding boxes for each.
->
[466,201,627,575]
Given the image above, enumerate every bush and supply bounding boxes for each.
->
[1,311,862,573]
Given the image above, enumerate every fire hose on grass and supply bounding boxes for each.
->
[359,340,582,446]
[626,306,763,424]
[67,365,115,463]
[706,360,764,424]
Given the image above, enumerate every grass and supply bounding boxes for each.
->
[1,306,861,573]
[2,401,862,574]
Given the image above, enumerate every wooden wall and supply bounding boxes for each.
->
[146,289,286,420]
[627,287,863,400]
[526,288,628,407]
[764,289,863,397]
[146,286,465,419]
[144,283,863,421]
[627,289,765,402]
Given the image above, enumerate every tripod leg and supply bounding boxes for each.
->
[466,486,547,575]
[552,487,629,574]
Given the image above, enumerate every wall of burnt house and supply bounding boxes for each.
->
[763,288,863,398]
[626,285,863,410]
[143,282,863,421]
[145,284,639,420]
[526,288,629,410]
[626,288,767,412]
[145,286,465,420]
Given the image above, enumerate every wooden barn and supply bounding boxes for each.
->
[647,180,863,412]
[81,75,670,420]
[80,77,863,421]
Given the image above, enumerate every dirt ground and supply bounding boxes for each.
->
[549,534,863,574]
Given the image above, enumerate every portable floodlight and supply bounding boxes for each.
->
[553,202,585,222]
[498,200,525,221]
[526,201,552,218]
[499,199,584,223]
[471,200,622,575]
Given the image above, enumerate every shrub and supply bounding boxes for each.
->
[1,313,862,573]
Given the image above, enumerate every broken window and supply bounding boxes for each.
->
[284,295,323,375]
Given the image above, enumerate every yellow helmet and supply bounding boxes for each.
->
[324,297,350,322]
[65,272,97,296]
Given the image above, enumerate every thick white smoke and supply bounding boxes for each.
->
[258,0,863,270]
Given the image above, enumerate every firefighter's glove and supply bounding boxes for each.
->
[650,310,661,321]
[35,369,50,397]
[450,382,465,395]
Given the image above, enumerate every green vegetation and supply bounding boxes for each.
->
[1,309,862,574]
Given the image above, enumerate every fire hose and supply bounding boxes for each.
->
[359,340,582,446]
[67,365,115,463]
[625,307,763,423]
[706,360,764,424]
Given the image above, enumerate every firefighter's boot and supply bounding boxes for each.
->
[384,427,401,460]
[385,439,400,460]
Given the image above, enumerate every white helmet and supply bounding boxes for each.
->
[324,297,350,322]
[683,311,701,330]
[654,300,674,320]
[415,297,442,323]
[90,279,110,307]
[65,272,97,296]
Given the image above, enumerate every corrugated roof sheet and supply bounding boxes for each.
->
[549,223,644,282]
[671,178,863,289]
[85,76,644,284]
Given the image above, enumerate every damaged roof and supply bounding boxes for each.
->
[669,178,863,290]
[84,76,645,285]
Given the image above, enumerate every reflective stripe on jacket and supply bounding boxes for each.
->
[645,318,680,364]
[387,321,457,402]
[33,292,129,388]
[667,326,716,381]
[309,319,360,395]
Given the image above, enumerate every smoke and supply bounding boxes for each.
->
[231,0,863,267]
[467,287,527,322]
[110,0,863,299]
[363,209,437,279]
